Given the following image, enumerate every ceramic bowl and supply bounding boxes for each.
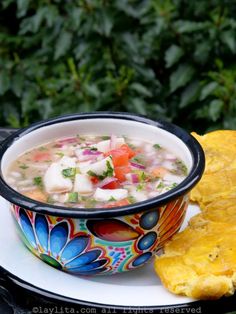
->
[0,112,205,276]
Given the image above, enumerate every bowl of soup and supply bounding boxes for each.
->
[0,112,205,275]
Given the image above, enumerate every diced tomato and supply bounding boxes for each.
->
[24,189,47,202]
[90,176,99,184]
[152,167,168,178]
[114,166,131,182]
[33,152,51,162]
[105,149,129,167]
[120,144,136,158]
[104,199,130,208]
[103,181,121,189]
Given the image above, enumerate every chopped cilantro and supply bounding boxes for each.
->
[68,192,78,203]
[19,164,28,170]
[101,136,110,140]
[33,176,43,187]
[81,146,97,151]
[127,196,136,204]
[170,182,178,189]
[153,143,161,150]
[62,168,76,178]
[77,135,86,141]
[38,146,47,151]
[56,152,64,157]
[175,159,188,176]
[157,181,165,189]
[140,171,147,181]
[109,196,117,201]
[47,196,55,204]
[105,160,114,177]
[136,183,144,191]
[131,154,145,165]
[87,170,100,178]
[84,198,97,208]
[87,159,114,180]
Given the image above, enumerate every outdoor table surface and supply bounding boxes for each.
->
[0,127,236,314]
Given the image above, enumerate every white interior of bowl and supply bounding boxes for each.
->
[1,118,193,178]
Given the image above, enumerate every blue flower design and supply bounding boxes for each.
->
[18,208,109,275]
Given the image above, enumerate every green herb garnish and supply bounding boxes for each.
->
[127,196,136,204]
[140,171,147,181]
[136,183,144,191]
[81,146,97,151]
[87,170,101,178]
[105,160,114,177]
[38,146,47,151]
[170,182,178,189]
[56,152,64,157]
[62,168,76,178]
[84,198,97,208]
[109,196,117,201]
[33,176,43,187]
[68,192,78,203]
[87,159,114,180]
[77,134,86,141]
[175,159,188,176]
[153,143,161,150]
[19,164,28,170]
[47,196,55,204]
[131,154,145,165]
[157,181,165,189]
[101,136,110,140]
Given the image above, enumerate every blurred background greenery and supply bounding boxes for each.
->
[1,0,236,132]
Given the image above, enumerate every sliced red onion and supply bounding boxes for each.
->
[131,173,139,183]
[78,155,98,162]
[130,161,146,169]
[57,137,78,145]
[55,137,78,148]
[82,149,102,156]
[97,177,118,188]
[110,134,116,149]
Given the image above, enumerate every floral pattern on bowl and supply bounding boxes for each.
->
[11,194,188,275]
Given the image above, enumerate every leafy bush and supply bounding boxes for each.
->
[1,0,236,132]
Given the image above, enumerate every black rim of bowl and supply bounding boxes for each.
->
[0,112,205,218]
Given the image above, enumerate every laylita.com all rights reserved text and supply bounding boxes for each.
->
[31,305,202,314]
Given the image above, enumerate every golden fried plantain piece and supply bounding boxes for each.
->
[154,212,236,300]
[190,130,236,207]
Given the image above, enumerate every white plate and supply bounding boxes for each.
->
[0,196,200,308]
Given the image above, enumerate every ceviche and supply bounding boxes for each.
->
[6,135,188,208]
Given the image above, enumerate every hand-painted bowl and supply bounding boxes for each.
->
[0,112,204,276]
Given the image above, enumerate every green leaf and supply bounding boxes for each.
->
[31,7,46,33]
[54,31,72,60]
[180,81,200,108]
[208,99,224,122]
[170,64,195,93]
[11,74,24,97]
[194,42,211,65]
[130,98,147,115]
[165,45,184,68]
[37,99,53,120]
[174,21,209,33]
[17,0,30,18]
[0,70,10,95]
[130,83,152,97]
[98,11,113,37]
[200,82,218,100]
[221,30,236,54]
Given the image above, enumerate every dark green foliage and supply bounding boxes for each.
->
[1,0,236,132]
